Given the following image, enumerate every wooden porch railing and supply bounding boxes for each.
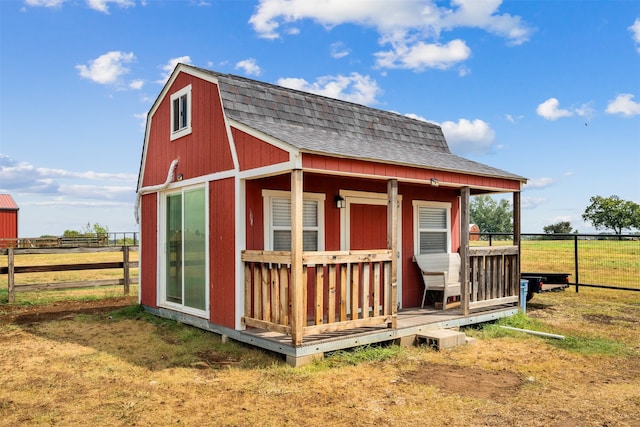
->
[241,249,394,340]
[468,246,520,310]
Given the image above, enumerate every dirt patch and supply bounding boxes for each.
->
[407,362,522,400]
[0,296,136,325]
[582,313,637,325]
[195,350,242,368]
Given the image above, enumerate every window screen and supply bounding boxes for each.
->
[271,198,319,251]
[417,206,448,254]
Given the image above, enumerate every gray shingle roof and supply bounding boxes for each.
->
[191,66,525,182]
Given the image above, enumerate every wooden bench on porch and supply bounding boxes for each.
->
[415,253,461,310]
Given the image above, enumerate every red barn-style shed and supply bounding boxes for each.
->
[137,64,527,365]
[0,194,19,247]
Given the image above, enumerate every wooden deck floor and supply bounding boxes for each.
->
[239,304,519,363]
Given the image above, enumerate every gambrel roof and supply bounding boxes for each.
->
[175,65,525,182]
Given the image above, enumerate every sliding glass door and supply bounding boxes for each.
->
[163,186,207,314]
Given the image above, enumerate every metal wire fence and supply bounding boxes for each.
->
[472,233,639,292]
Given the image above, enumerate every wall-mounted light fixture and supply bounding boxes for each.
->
[177,174,183,181]
[335,195,346,209]
[430,178,439,187]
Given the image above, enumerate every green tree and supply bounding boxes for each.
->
[470,195,513,236]
[63,223,110,239]
[81,222,109,238]
[582,195,640,235]
[543,221,573,234]
[62,229,81,238]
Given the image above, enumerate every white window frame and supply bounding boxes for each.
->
[413,200,451,255]
[262,189,325,251]
[170,84,192,141]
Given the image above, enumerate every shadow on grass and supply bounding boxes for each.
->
[10,303,284,372]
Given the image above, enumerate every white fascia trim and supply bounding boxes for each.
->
[163,169,236,191]
[237,161,296,180]
[219,95,240,172]
[235,178,246,330]
[227,119,299,157]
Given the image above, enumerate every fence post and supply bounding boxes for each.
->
[574,234,579,293]
[123,245,130,295]
[7,247,15,303]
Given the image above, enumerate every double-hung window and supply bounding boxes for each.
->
[170,84,192,140]
[263,190,325,251]
[413,201,451,254]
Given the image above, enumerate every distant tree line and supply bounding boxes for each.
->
[471,194,640,238]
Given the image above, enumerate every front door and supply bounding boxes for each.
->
[349,203,387,250]
[340,191,402,308]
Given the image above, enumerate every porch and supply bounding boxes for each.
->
[241,245,520,347]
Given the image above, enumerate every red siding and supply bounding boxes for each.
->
[209,178,236,328]
[0,194,19,243]
[140,193,158,308]
[142,74,235,187]
[232,128,289,171]
[302,153,522,191]
[0,211,18,244]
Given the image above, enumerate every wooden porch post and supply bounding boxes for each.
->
[460,186,470,316]
[387,179,398,328]
[290,169,304,345]
[513,191,522,301]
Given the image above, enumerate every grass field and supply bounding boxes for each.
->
[1,244,639,425]
[0,287,638,426]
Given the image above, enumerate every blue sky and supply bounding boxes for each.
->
[1,0,639,237]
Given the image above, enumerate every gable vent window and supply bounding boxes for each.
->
[170,84,192,141]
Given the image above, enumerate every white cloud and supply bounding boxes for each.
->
[330,42,350,59]
[629,18,640,53]
[24,0,66,7]
[521,196,547,209]
[523,177,556,190]
[86,0,135,14]
[0,154,136,199]
[375,39,471,70]
[158,56,192,83]
[277,72,381,105]
[439,0,532,46]
[76,51,135,85]
[505,113,524,123]
[574,102,594,118]
[606,93,640,117]
[129,79,144,90]
[235,58,262,76]
[439,118,496,155]
[249,0,532,72]
[536,98,573,121]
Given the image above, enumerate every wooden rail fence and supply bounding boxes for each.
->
[0,246,139,303]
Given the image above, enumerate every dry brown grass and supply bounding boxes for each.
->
[1,287,639,426]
